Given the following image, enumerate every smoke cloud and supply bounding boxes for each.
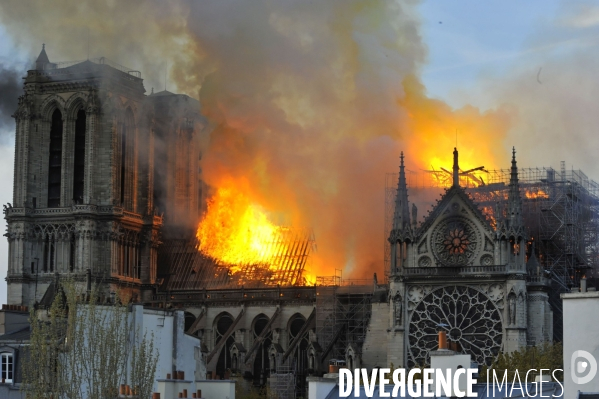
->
[0,0,514,278]
[0,64,21,135]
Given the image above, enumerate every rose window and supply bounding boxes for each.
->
[408,286,502,367]
[432,218,479,266]
[444,227,470,254]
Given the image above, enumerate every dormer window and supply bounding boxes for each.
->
[1,352,13,383]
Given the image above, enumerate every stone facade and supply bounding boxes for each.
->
[385,148,553,368]
[5,48,205,305]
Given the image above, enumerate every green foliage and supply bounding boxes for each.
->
[481,342,563,382]
[22,280,159,399]
[22,286,67,398]
[235,383,273,399]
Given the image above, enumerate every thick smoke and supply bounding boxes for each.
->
[0,0,513,278]
[0,64,21,134]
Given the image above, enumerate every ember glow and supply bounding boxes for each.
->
[197,180,277,269]
[196,177,315,285]
[525,189,549,199]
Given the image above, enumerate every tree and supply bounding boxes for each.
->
[480,342,563,382]
[22,280,159,399]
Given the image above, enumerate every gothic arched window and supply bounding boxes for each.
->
[252,314,272,386]
[119,109,135,208]
[214,313,235,379]
[72,109,86,203]
[47,109,63,207]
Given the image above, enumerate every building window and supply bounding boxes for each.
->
[1,353,13,383]
[43,236,55,273]
[73,109,86,203]
[119,109,135,208]
[69,235,76,272]
[47,109,63,208]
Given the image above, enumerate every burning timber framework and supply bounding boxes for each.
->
[385,163,599,341]
[157,227,316,290]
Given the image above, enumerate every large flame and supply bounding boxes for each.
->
[196,177,277,269]
[196,176,315,284]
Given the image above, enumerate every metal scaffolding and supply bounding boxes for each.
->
[269,366,296,399]
[315,275,372,366]
[384,163,599,341]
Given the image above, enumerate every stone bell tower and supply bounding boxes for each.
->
[5,46,163,305]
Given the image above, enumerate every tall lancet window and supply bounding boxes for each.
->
[73,109,86,203]
[47,109,63,207]
[120,109,134,207]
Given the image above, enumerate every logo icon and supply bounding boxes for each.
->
[571,350,598,385]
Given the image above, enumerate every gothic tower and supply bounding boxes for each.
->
[4,47,206,305]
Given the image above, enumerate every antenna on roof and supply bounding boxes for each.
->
[165,61,167,92]
[455,129,458,148]
[87,27,90,60]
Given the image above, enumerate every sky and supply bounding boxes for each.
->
[0,0,598,301]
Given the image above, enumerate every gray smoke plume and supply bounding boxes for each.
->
[0,0,513,278]
[0,64,21,134]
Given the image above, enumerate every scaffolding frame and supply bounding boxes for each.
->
[269,365,296,399]
[315,275,372,366]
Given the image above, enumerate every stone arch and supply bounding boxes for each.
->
[64,92,89,120]
[184,311,196,332]
[213,311,235,380]
[117,107,136,209]
[287,313,306,333]
[287,313,309,380]
[64,94,89,204]
[40,94,66,121]
[121,100,139,121]
[251,313,272,386]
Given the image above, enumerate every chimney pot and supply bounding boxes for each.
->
[581,277,588,293]
[152,393,161,399]
[438,331,448,350]
[166,373,171,380]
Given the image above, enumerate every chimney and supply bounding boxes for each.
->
[438,330,448,350]
[581,277,588,293]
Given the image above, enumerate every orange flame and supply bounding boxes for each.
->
[525,189,549,199]
[196,176,315,284]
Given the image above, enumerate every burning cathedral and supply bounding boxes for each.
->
[5,46,597,395]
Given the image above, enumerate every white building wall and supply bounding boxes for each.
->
[562,291,599,399]
[135,306,202,392]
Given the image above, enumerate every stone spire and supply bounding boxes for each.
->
[453,147,460,187]
[507,147,524,235]
[35,44,50,70]
[389,152,412,242]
